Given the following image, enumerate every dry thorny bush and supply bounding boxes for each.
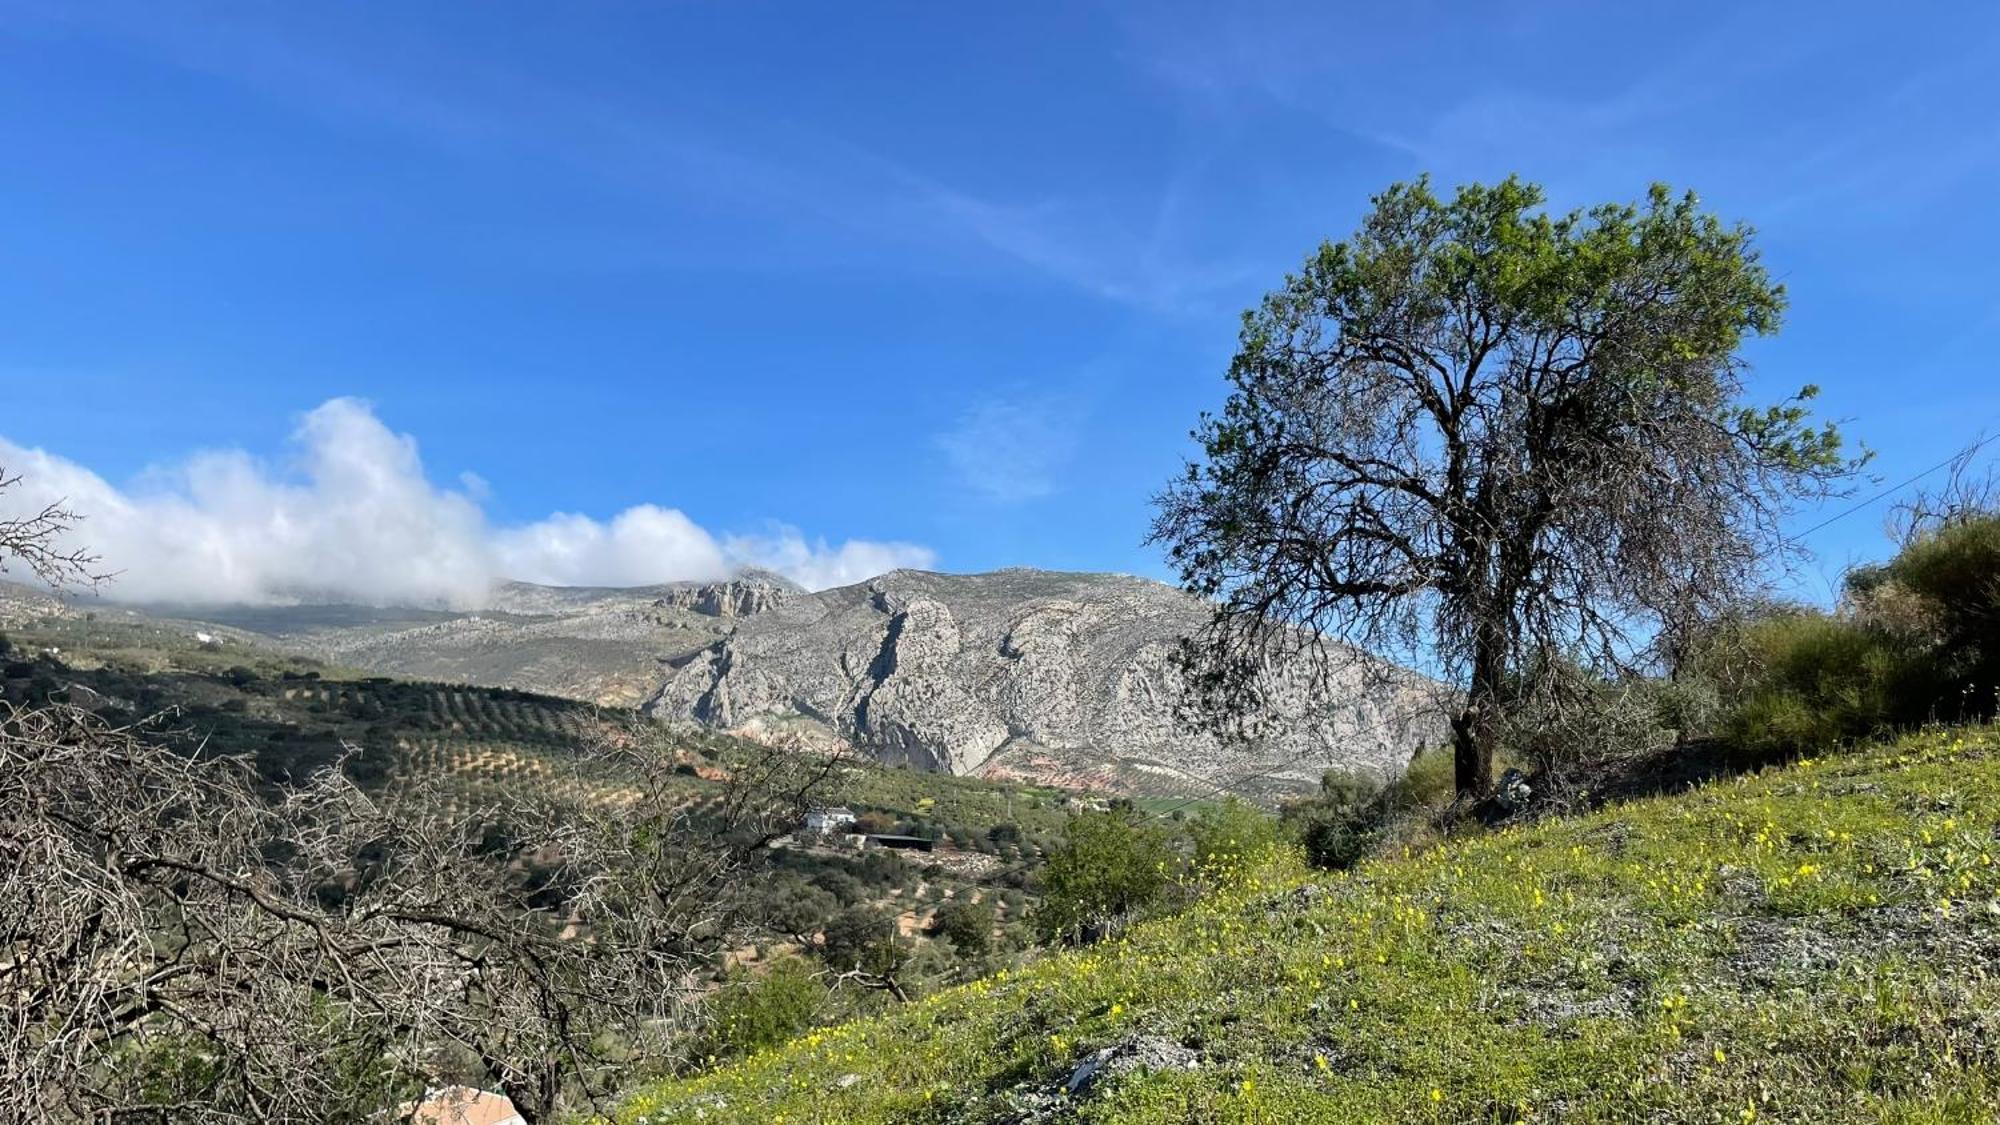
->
[0,698,837,1123]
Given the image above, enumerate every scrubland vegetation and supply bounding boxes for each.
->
[0,607,1080,1120]
[621,725,2000,1123]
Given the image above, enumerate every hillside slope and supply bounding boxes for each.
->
[0,623,1110,981]
[11,570,1448,798]
[621,726,2000,1123]
[115,574,803,709]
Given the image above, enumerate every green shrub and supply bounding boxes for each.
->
[1313,767,1379,812]
[927,898,996,957]
[1379,745,1455,813]
[1714,609,1920,758]
[813,908,904,976]
[1286,748,1454,872]
[697,958,827,1064]
[1185,797,1290,886]
[1877,514,2000,719]
[1299,811,1374,870]
[1694,514,2000,760]
[1644,672,1724,743]
[1032,809,1176,945]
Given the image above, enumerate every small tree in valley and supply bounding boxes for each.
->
[1033,808,1174,944]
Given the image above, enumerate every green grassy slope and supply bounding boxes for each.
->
[620,726,2000,1124]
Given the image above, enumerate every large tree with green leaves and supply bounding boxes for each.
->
[1152,177,1857,797]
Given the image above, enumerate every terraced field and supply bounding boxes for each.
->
[7,620,1074,882]
[404,686,585,738]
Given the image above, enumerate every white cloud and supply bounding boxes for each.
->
[493,506,732,590]
[723,527,936,591]
[0,398,931,605]
[935,394,1082,504]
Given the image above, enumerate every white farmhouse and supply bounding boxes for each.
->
[803,806,856,835]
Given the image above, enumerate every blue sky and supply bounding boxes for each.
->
[3,1,1998,603]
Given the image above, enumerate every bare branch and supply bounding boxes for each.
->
[0,468,110,592]
[1,700,828,1123]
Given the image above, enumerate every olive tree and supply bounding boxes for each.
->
[1152,177,1856,797]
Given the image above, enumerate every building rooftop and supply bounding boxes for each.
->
[407,1086,524,1125]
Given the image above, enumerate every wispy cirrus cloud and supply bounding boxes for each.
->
[907,177,1256,313]
[935,393,1084,504]
[1114,0,2000,224]
[10,1,1250,314]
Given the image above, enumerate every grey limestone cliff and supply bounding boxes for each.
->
[642,569,1449,797]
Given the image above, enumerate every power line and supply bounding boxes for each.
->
[1787,427,2000,542]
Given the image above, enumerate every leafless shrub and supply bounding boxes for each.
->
[1888,442,2000,548]
[0,702,834,1123]
[0,467,107,592]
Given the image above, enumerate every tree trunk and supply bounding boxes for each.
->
[1450,707,1496,799]
[499,1078,540,1125]
[1454,621,1506,798]
[488,1055,552,1125]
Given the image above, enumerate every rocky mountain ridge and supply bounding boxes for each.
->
[2,569,1449,797]
[641,568,1447,796]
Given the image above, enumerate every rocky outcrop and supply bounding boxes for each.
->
[484,571,803,619]
[648,572,797,619]
[644,569,1450,797]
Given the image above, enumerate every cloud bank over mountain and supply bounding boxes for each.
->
[0,398,934,606]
